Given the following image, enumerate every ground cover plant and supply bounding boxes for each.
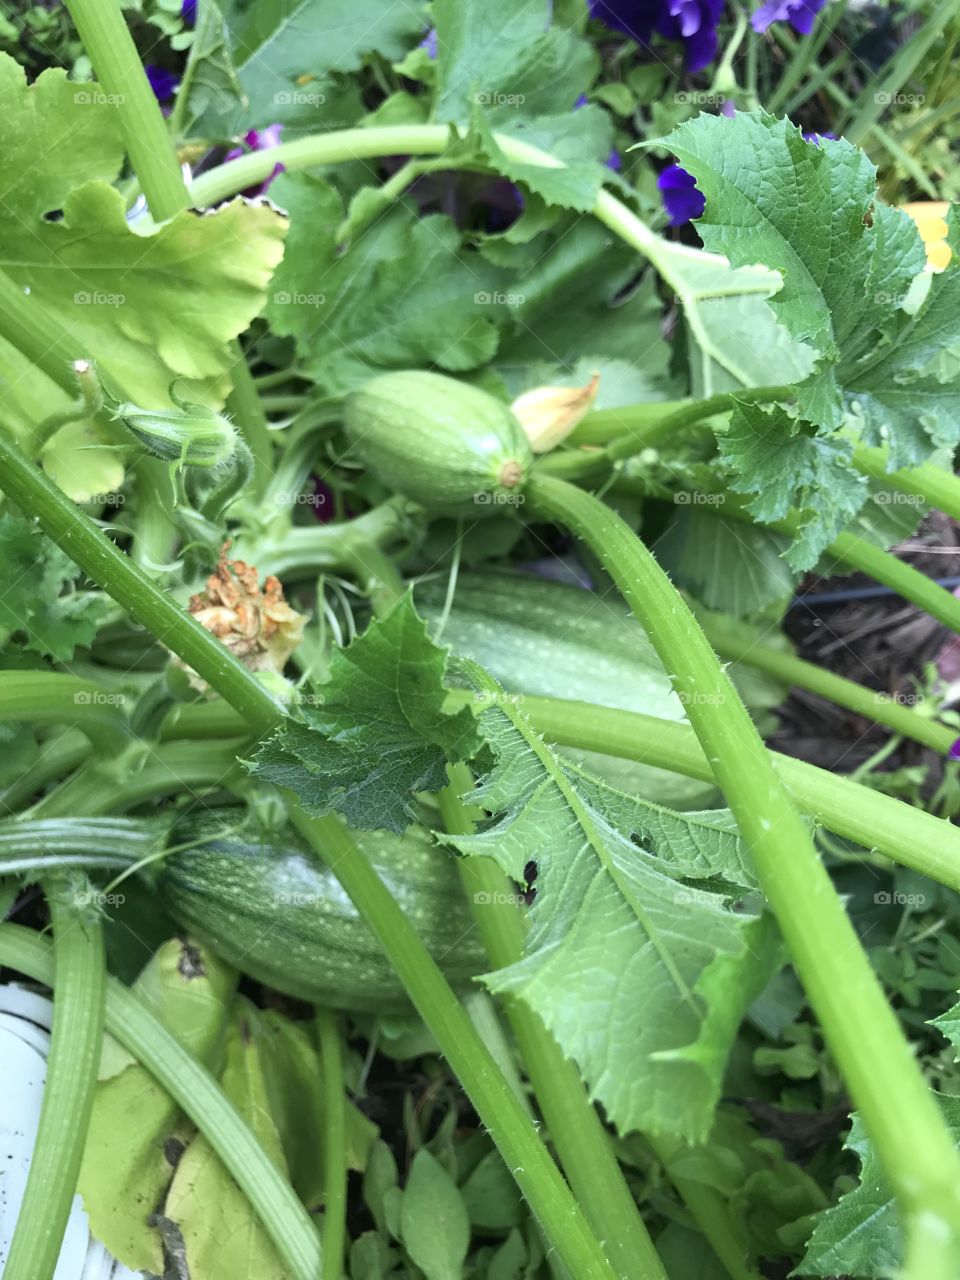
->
[3,1,960,1278]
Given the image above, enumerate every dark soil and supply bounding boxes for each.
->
[772,511,960,775]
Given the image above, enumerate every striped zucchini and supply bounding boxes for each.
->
[344,371,532,514]
[160,815,484,1012]
[415,571,781,808]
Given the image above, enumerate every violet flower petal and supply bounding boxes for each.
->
[146,65,180,102]
[658,163,705,226]
[752,0,826,35]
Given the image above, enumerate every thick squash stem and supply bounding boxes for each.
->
[0,427,621,1280]
[524,471,960,1278]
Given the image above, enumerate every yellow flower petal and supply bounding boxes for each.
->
[511,374,601,453]
[901,201,952,272]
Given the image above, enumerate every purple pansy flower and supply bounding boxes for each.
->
[589,0,724,72]
[751,0,826,36]
[658,163,705,226]
[181,0,197,25]
[420,27,438,58]
[146,65,180,102]
[226,124,285,194]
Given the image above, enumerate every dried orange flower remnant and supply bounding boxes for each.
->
[177,546,306,691]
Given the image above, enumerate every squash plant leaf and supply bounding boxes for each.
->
[448,660,779,1141]
[249,594,479,832]
[0,53,286,430]
[213,0,427,133]
[797,1001,960,1277]
[433,0,611,211]
[654,109,960,561]
[163,1001,293,1280]
[267,173,506,392]
[640,237,816,400]
[77,939,238,1273]
[719,400,868,571]
[0,513,111,661]
[796,1101,960,1278]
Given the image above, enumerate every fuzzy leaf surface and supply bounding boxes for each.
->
[250,595,478,832]
[449,662,776,1140]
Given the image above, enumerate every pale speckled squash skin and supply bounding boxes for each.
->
[160,817,485,1012]
[414,571,721,810]
[344,370,532,514]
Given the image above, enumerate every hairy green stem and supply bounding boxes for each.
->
[0,730,91,817]
[561,403,960,554]
[235,499,406,582]
[852,444,960,525]
[698,613,956,754]
[66,0,272,480]
[225,345,274,500]
[368,554,666,1278]
[440,765,671,1280]
[686,492,960,637]
[63,0,188,221]
[186,126,752,388]
[288,811,617,1279]
[0,672,128,752]
[0,924,323,1279]
[525,473,960,1263]
[159,688,960,892]
[333,550,634,1278]
[0,431,618,1280]
[570,388,794,452]
[27,740,246,819]
[316,1009,347,1280]
[2,885,106,1280]
[801,524,960,635]
[522,694,960,892]
[0,270,130,446]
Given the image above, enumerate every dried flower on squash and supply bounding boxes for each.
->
[175,546,305,692]
[510,374,601,454]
